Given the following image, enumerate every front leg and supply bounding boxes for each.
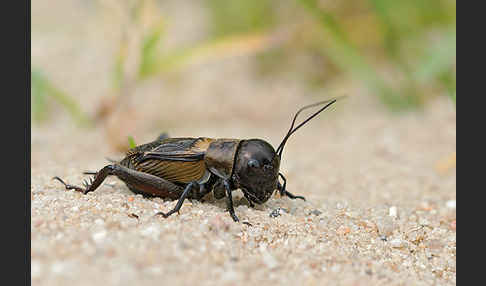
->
[223,180,239,222]
[278,173,306,201]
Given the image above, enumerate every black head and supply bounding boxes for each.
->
[233,139,280,204]
[232,97,343,205]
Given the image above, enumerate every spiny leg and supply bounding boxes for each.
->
[53,176,86,193]
[55,164,185,199]
[223,180,239,222]
[278,173,306,201]
[53,165,115,194]
[155,182,196,218]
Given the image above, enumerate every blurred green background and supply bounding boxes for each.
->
[32,0,455,151]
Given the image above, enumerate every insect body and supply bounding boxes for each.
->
[54,98,341,222]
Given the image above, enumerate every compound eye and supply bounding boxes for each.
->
[247,159,260,168]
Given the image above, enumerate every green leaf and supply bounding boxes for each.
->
[128,136,137,149]
[414,27,456,84]
[207,0,275,37]
[139,24,165,79]
[31,69,49,123]
[31,67,92,127]
[296,0,396,107]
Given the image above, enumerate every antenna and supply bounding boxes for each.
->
[275,96,345,158]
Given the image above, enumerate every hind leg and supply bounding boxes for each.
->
[54,164,184,199]
[53,165,114,194]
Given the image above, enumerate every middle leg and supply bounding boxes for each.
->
[155,182,197,218]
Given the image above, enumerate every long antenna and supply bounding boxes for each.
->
[275,96,345,158]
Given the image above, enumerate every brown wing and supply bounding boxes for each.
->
[122,137,214,184]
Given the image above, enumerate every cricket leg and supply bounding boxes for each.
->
[223,180,239,222]
[53,165,115,194]
[278,173,306,201]
[54,164,184,199]
[155,182,197,218]
[109,164,183,199]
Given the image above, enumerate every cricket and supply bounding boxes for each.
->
[54,98,342,222]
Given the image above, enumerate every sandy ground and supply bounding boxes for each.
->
[31,95,456,286]
[31,1,456,285]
